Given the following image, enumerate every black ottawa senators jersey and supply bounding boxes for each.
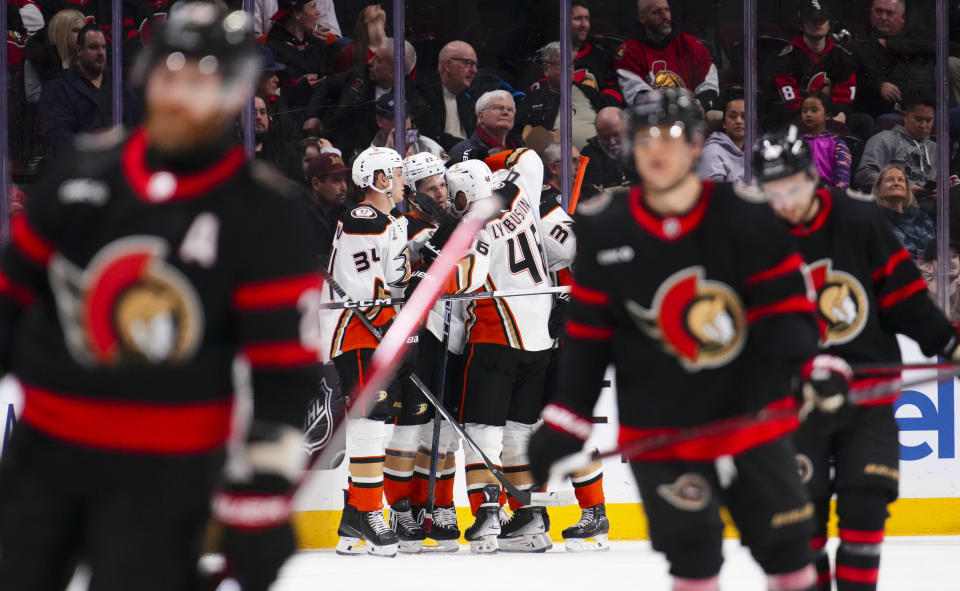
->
[552,181,821,460]
[783,189,955,404]
[0,128,324,454]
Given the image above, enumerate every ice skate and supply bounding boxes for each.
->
[388,498,425,553]
[418,504,461,552]
[497,506,552,553]
[336,502,399,557]
[465,484,501,554]
[562,504,610,552]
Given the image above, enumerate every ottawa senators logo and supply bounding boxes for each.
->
[649,60,687,89]
[625,267,746,371]
[49,237,203,366]
[807,259,868,346]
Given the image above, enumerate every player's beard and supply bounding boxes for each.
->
[145,102,231,155]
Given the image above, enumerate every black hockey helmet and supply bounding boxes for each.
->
[132,2,258,88]
[625,88,706,144]
[752,125,816,184]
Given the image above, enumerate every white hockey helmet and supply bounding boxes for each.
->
[402,152,446,190]
[352,146,403,193]
[446,159,494,215]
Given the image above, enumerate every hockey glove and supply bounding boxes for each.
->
[941,324,960,361]
[528,403,592,486]
[420,220,458,266]
[548,294,571,340]
[799,355,853,421]
[404,269,428,299]
[212,422,306,591]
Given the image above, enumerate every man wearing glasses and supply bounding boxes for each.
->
[449,90,522,163]
[418,41,480,151]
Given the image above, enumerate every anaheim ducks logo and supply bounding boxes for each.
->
[807,259,868,346]
[625,267,746,371]
[649,60,687,89]
[49,237,203,366]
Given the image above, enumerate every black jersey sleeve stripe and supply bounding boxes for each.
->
[0,269,36,306]
[871,248,912,284]
[877,278,927,310]
[571,282,610,306]
[232,273,323,311]
[746,295,816,324]
[745,253,806,286]
[565,319,614,341]
[11,214,55,267]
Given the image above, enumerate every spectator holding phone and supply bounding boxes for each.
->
[369,92,448,161]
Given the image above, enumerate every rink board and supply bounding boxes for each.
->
[2,337,959,549]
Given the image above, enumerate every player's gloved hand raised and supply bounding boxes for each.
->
[528,403,592,486]
[212,422,305,591]
[548,294,571,340]
[799,355,852,421]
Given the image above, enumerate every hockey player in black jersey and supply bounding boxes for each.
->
[754,126,960,591]
[0,5,323,591]
[528,89,850,591]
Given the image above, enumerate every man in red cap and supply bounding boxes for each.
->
[304,151,350,265]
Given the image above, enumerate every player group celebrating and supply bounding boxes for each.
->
[0,4,954,591]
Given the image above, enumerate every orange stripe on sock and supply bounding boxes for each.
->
[348,481,383,512]
[573,477,605,508]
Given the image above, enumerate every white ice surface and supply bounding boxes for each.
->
[261,537,960,591]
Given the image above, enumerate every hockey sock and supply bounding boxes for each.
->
[383,425,418,506]
[463,423,503,515]
[811,534,830,590]
[671,576,720,591]
[346,418,387,511]
[502,420,536,511]
[571,457,605,508]
[835,488,889,591]
[767,564,817,590]
[436,450,457,507]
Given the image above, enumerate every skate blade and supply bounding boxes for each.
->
[497,534,552,553]
[468,536,498,554]
[564,534,610,552]
[421,538,461,553]
[398,540,424,554]
[335,537,398,557]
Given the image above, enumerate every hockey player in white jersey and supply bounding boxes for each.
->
[321,146,410,557]
[453,148,575,553]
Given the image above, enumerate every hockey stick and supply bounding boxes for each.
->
[851,360,960,376]
[318,285,572,310]
[547,370,960,484]
[567,155,590,215]
[424,301,453,534]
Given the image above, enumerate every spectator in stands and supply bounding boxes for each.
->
[918,241,960,319]
[614,0,718,111]
[543,141,581,199]
[303,152,350,266]
[255,0,341,41]
[697,93,746,183]
[370,92,448,161]
[581,106,628,192]
[257,46,300,139]
[332,3,387,73]
[519,41,613,150]
[23,8,84,103]
[448,90,521,163]
[571,0,623,105]
[264,0,331,110]
[306,39,421,160]
[417,40,479,152]
[299,136,337,179]
[37,23,141,156]
[853,0,935,121]
[874,163,935,258]
[856,95,937,196]
[254,95,300,181]
[800,93,852,190]
[761,0,858,131]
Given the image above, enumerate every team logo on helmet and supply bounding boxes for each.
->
[807,259,868,346]
[49,237,203,366]
[625,267,746,371]
[649,60,686,89]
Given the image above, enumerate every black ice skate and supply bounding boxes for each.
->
[465,484,501,554]
[497,506,552,553]
[336,495,399,557]
[417,504,461,552]
[388,497,425,554]
[562,503,610,552]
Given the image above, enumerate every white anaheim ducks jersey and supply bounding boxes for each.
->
[319,202,410,361]
[466,148,572,352]
[539,188,577,273]
[404,210,490,355]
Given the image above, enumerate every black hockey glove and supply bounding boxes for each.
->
[528,403,592,486]
[404,269,428,299]
[798,355,852,421]
[212,422,305,591]
[548,294,571,340]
